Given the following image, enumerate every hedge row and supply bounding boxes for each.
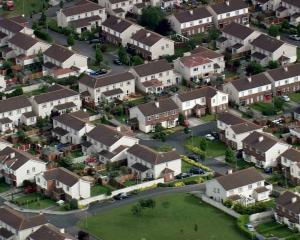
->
[181,155,212,172]
[237,215,255,239]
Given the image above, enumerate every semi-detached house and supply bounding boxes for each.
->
[78,71,135,104]
[57,0,106,34]
[168,7,213,36]
[280,148,300,185]
[30,84,81,118]
[276,0,300,26]
[223,73,273,106]
[102,16,142,47]
[28,224,76,240]
[129,98,179,133]
[99,0,143,17]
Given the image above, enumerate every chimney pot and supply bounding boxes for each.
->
[117,19,121,23]
[247,76,252,82]
[292,197,297,203]
[284,66,288,72]
[258,136,264,142]
[60,228,65,233]
[146,32,151,37]
[116,126,121,132]
[227,169,233,174]
[10,152,15,159]
[189,10,193,15]
[225,0,229,6]
[155,101,160,108]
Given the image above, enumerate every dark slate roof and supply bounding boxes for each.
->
[242,131,284,153]
[230,122,261,134]
[223,22,254,40]
[176,86,219,102]
[102,15,133,33]
[276,191,300,214]
[8,32,39,50]
[0,228,13,239]
[135,98,179,117]
[0,117,12,124]
[131,162,149,172]
[217,112,245,125]
[251,34,285,53]
[216,167,264,191]
[53,113,86,131]
[61,0,103,16]
[127,144,180,165]
[173,7,212,23]
[251,51,267,60]
[28,224,76,240]
[44,45,75,62]
[132,29,166,47]
[281,148,300,163]
[53,102,76,111]
[230,73,272,91]
[132,59,173,77]
[79,72,134,88]
[102,88,123,97]
[282,0,300,8]
[0,207,46,231]
[0,96,31,114]
[70,15,101,28]
[22,111,36,118]
[0,18,24,33]
[42,167,80,187]
[267,63,300,82]
[210,0,248,14]
[52,127,69,136]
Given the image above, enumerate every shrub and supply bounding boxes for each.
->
[180,155,212,172]
[69,199,78,210]
[174,182,185,187]
[237,215,255,239]
[223,199,233,208]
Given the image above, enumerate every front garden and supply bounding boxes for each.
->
[256,221,300,239]
[11,192,56,210]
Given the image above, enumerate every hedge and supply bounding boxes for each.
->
[184,144,205,156]
[237,215,255,239]
[181,155,212,172]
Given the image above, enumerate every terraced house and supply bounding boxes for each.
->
[99,0,143,17]
[57,0,106,34]
[280,148,300,185]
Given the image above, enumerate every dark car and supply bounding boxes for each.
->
[264,167,272,174]
[190,167,205,175]
[175,173,192,179]
[113,193,129,200]
[91,69,108,76]
[188,154,202,162]
[211,131,219,140]
[113,58,122,65]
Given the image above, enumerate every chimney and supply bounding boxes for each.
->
[189,10,193,15]
[258,136,264,142]
[116,126,121,132]
[292,197,297,203]
[60,228,65,234]
[225,0,229,6]
[83,108,87,112]
[117,19,121,24]
[155,100,160,108]
[10,152,15,159]
[276,35,281,40]
[68,46,72,50]
[284,65,288,72]
[146,32,151,37]
[227,169,233,174]
[247,76,252,82]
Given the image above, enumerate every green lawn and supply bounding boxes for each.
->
[256,221,300,239]
[0,182,9,193]
[14,193,55,209]
[181,160,193,172]
[289,92,300,103]
[79,193,246,240]
[91,185,115,196]
[186,136,227,158]
[200,114,216,123]
[0,0,45,17]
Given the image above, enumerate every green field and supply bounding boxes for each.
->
[13,192,55,209]
[79,193,246,240]
[0,182,9,193]
[0,0,45,17]
[289,92,300,103]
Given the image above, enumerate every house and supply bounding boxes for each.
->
[129,98,179,133]
[127,144,181,181]
[223,73,273,106]
[274,191,300,231]
[83,124,139,163]
[20,112,37,127]
[52,111,95,145]
[0,147,47,187]
[57,0,106,34]
[130,59,179,94]
[294,107,300,122]
[217,22,260,55]
[265,63,300,96]
[242,131,290,168]
[78,71,135,104]
[252,0,281,11]
[0,206,47,240]
[250,34,297,66]
[101,16,142,47]
[173,47,225,82]
[278,0,300,26]
[6,32,50,67]
[129,29,174,60]
[98,0,143,17]
[30,84,81,118]
[0,75,6,93]
[43,44,88,79]
[217,112,263,150]
[0,95,33,131]
[35,167,91,200]
[206,167,272,205]
[207,0,249,29]
[172,86,228,117]
[0,17,33,47]
[168,7,213,36]
[280,148,300,185]
[27,224,76,240]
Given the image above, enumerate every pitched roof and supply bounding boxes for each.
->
[216,167,264,191]
[0,206,46,231]
[173,7,212,23]
[222,22,254,40]
[79,72,134,88]
[44,45,75,62]
[132,29,169,47]
[179,52,212,68]
[210,0,248,14]
[53,113,87,131]
[191,46,223,59]
[28,224,76,240]
[8,32,38,50]
[132,59,173,77]
[251,34,285,53]
[267,63,300,82]
[176,86,219,102]
[281,148,300,163]
[70,15,101,28]
[276,191,300,214]
[242,131,285,153]
[102,16,134,33]
[217,112,245,125]
[33,85,78,104]
[61,0,103,16]
[0,18,24,33]
[135,98,179,117]
[42,167,80,187]
[282,0,300,8]
[230,122,262,134]
[230,73,272,91]
[0,95,31,114]
[127,144,180,165]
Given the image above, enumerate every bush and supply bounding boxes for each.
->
[180,155,212,172]
[233,202,268,215]
[174,182,185,187]
[223,200,233,208]
[34,29,53,43]
[237,215,255,239]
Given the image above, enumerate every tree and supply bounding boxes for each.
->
[95,47,103,65]
[39,11,47,26]
[118,47,130,65]
[208,27,220,41]
[178,113,185,126]
[268,60,278,69]
[139,199,156,209]
[281,19,289,29]
[59,0,64,8]
[274,97,284,111]
[297,23,300,36]
[155,18,172,36]
[131,204,142,216]
[153,124,166,142]
[268,25,280,37]
[225,147,236,164]
[67,34,75,46]
[140,6,164,30]
[199,138,207,152]
[131,55,144,66]
[246,61,263,75]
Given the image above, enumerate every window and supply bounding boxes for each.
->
[32,167,35,172]
[248,184,252,190]
[27,170,30,174]
[238,187,243,193]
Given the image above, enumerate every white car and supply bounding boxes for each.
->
[289,35,300,41]
[245,224,255,232]
[205,134,215,141]
[282,95,290,102]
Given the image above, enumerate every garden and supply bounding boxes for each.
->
[79,193,247,240]
[256,221,300,239]
[0,179,9,193]
[11,192,56,210]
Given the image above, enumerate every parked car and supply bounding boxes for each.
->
[245,224,255,232]
[289,35,300,41]
[113,193,129,200]
[113,58,122,65]
[175,173,192,179]
[89,38,103,44]
[188,153,202,162]
[205,134,215,141]
[282,95,290,102]
[90,69,108,76]
[211,131,219,140]
[190,166,205,175]
[264,167,272,174]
